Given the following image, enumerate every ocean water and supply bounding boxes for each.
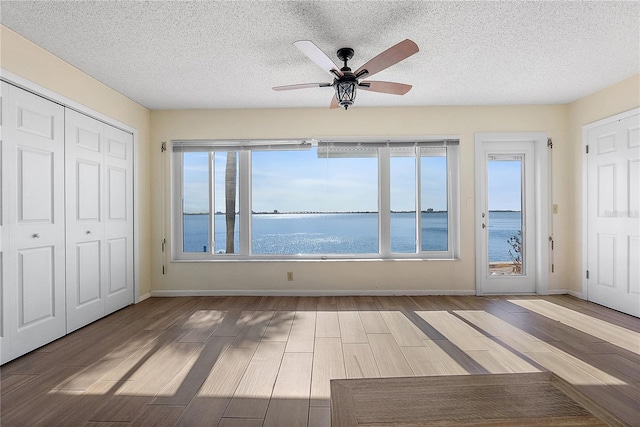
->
[183,211,521,261]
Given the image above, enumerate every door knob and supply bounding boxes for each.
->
[86,230,92,234]
[32,233,40,238]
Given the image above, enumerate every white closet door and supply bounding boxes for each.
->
[65,109,106,332]
[586,112,640,317]
[65,110,134,331]
[1,83,66,364]
[0,84,5,359]
[103,124,133,314]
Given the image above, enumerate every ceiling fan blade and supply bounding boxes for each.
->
[272,83,332,91]
[358,81,412,95]
[330,96,339,109]
[355,39,419,79]
[294,40,343,76]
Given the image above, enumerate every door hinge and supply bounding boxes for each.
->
[547,138,553,149]
[161,141,167,152]
[586,270,590,279]
[585,145,589,154]
[162,238,166,275]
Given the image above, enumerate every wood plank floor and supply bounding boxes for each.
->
[1,295,638,426]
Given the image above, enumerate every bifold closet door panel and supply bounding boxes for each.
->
[1,83,66,364]
[65,109,134,332]
[65,109,107,332]
[103,124,134,314]
[1,83,5,361]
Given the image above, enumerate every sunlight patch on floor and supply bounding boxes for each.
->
[416,311,539,374]
[455,310,627,386]
[508,299,640,354]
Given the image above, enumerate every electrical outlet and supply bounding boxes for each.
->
[287,272,294,281]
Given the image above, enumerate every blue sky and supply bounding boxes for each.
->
[182,149,521,213]
[487,160,522,211]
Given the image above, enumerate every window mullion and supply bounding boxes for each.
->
[448,146,459,259]
[178,150,185,255]
[379,147,391,257]
[239,150,252,255]
[415,147,422,253]
[209,151,215,254]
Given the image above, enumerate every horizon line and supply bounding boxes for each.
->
[183,209,521,215]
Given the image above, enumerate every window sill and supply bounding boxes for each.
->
[170,256,461,263]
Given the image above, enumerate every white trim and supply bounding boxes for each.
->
[566,290,583,299]
[546,288,583,299]
[150,289,476,297]
[138,292,152,302]
[546,288,570,295]
[378,147,391,257]
[0,68,141,304]
[581,107,640,301]
[171,149,184,258]
[0,70,135,134]
[239,150,252,254]
[448,144,461,259]
[475,132,549,296]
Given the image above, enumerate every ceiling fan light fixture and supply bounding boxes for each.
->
[335,80,357,110]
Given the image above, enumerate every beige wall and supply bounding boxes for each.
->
[3,22,637,297]
[151,105,571,294]
[567,74,640,295]
[1,25,153,297]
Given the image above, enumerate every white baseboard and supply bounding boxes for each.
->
[138,292,152,302]
[566,290,584,299]
[546,289,569,295]
[149,289,477,297]
[546,288,584,299]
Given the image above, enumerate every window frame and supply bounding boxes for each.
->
[172,138,459,261]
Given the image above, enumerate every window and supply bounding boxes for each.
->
[251,146,378,255]
[173,139,459,260]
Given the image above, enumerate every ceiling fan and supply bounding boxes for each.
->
[273,39,419,110]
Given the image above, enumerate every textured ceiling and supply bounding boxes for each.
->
[1,1,638,110]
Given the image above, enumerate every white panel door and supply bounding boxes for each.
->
[65,109,106,332]
[1,83,66,364]
[0,84,5,357]
[103,124,133,314]
[65,110,134,331]
[586,112,640,316]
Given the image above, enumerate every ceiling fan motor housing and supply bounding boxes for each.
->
[336,47,354,63]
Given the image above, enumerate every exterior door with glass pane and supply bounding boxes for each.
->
[475,137,540,294]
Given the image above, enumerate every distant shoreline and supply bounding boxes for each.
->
[184,210,521,215]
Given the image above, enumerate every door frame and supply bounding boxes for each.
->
[581,107,640,301]
[1,68,141,304]
[475,132,550,295]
